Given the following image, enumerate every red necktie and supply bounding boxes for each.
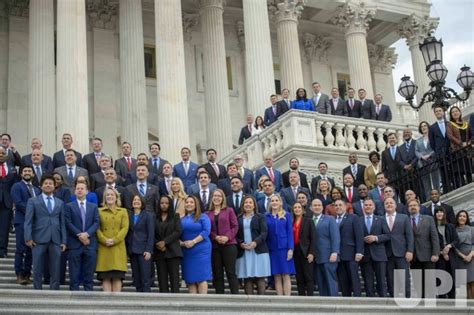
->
[268,168,275,182]
[0,163,6,178]
[380,189,384,201]
[126,157,132,170]
[347,187,352,203]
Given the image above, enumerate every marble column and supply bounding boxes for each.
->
[271,0,304,95]
[119,0,148,154]
[155,0,190,163]
[303,33,333,92]
[199,0,232,156]
[398,15,439,123]
[56,0,89,154]
[242,0,275,116]
[333,1,375,98]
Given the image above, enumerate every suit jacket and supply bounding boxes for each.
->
[64,201,100,250]
[381,146,401,182]
[281,170,309,190]
[447,121,472,151]
[0,166,17,209]
[24,196,67,245]
[429,121,450,158]
[398,140,418,171]
[338,213,364,261]
[280,186,311,208]
[157,177,174,196]
[264,106,278,126]
[313,214,340,264]
[154,212,183,259]
[187,183,217,197]
[206,207,238,248]
[311,93,330,114]
[173,161,199,191]
[368,187,385,204]
[125,172,159,186]
[4,148,21,168]
[238,125,253,145]
[310,175,335,199]
[415,136,436,168]
[114,157,137,179]
[359,215,390,262]
[124,183,160,213]
[375,104,392,122]
[412,214,440,262]
[346,99,363,118]
[81,152,106,175]
[257,194,289,214]
[265,211,293,251]
[148,157,170,177]
[201,162,228,185]
[327,98,348,116]
[218,178,251,197]
[236,213,269,257]
[360,99,376,120]
[126,210,155,255]
[343,186,360,204]
[295,217,316,257]
[226,193,248,216]
[255,167,282,192]
[11,181,41,224]
[352,199,384,217]
[53,149,83,168]
[385,213,414,258]
[95,185,126,207]
[241,167,255,191]
[421,202,456,225]
[54,186,72,203]
[54,165,89,193]
[21,154,54,173]
[276,99,290,117]
[343,164,366,188]
[90,171,124,192]
[363,164,380,189]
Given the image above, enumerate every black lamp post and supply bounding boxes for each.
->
[398,34,473,111]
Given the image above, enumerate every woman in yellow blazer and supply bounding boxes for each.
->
[364,151,381,190]
[96,186,129,292]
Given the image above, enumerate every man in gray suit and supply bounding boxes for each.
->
[328,88,348,116]
[54,149,89,193]
[407,198,440,298]
[374,94,392,122]
[311,82,330,114]
[24,175,67,290]
[358,88,376,120]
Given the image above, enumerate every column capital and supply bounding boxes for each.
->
[332,0,376,35]
[303,33,332,64]
[8,0,29,17]
[86,0,118,30]
[199,0,225,12]
[236,20,245,51]
[368,44,397,74]
[182,13,199,42]
[269,0,304,24]
[397,14,439,47]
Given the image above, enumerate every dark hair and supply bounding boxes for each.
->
[40,174,56,187]
[230,175,242,183]
[149,142,161,150]
[289,157,299,165]
[0,133,11,141]
[181,147,190,153]
[51,171,64,181]
[226,162,237,170]
[449,105,462,123]
[137,152,148,159]
[387,132,397,138]
[318,162,328,168]
[418,121,430,134]
[433,104,446,112]
[295,88,308,101]
[368,151,380,161]
[254,116,265,129]
[198,171,210,179]
[456,210,471,227]
[358,88,366,93]
[157,195,175,222]
[206,148,216,155]
[363,198,376,206]
[131,194,146,211]
[65,148,76,155]
[92,137,102,143]
[312,82,320,86]
[296,191,309,200]
[434,206,446,226]
[281,88,290,94]
[291,202,306,221]
[376,172,386,178]
[20,165,33,174]
[331,186,346,202]
[239,195,257,215]
[185,195,202,221]
[121,141,131,147]
[347,87,355,92]
[270,94,277,98]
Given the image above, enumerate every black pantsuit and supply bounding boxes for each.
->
[156,257,181,293]
[130,253,152,292]
[212,245,239,294]
[360,260,386,297]
[293,245,314,296]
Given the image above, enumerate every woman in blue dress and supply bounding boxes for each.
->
[266,194,295,295]
[180,195,212,294]
[236,196,271,295]
[291,88,315,112]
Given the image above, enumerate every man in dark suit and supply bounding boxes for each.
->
[1,133,22,168]
[399,128,417,176]
[383,197,414,298]
[342,173,360,204]
[255,156,282,192]
[218,163,251,196]
[310,162,335,198]
[256,179,288,213]
[277,88,291,117]
[374,94,392,122]
[238,114,254,145]
[25,175,67,290]
[10,166,41,284]
[187,170,217,195]
[192,171,216,212]
[233,154,255,191]
[353,184,383,217]
[125,153,159,186]
[148,142,169,177]
[280,171,311,209]
[54,149,89,193]
[429,105,451,190]
[328,87,348,116]
[368,172,387,204]
[422,189,456,224]
[226,176,247,216]
[95,168,126,206]
[358,89,376,120]
[64,182,99,291]
[381,133,402,183]
[201,148,227,185]
[263,94,279,126]
[311,82,330,114]
[408,198,440,298]
[81,137,106,176]
[359,199,390,297]
[346,88,363,118]
[90,155,124,191]
[281,157,309,190]
[21,138,53,172]
[310,198,340,296]
[28,149,52,187]
[114,141,136,179]
[342,152,366,188]
[335,199,364,297]
[0,147,17,258]
[124,165,160,213]
[52,133,82,168]
[173,147,199,192]
[157,162,174,196]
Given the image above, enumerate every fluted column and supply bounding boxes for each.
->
[56,0,89,154]
[398,15,439,123]
[199,0,232,156]
[155,0,190,162]
[28,0,55,154]
[333,1,375,98]
[271,0,304,95]
[119,0,148,154]
[242,0,275,116]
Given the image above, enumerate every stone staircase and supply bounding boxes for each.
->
[0,234,472,314]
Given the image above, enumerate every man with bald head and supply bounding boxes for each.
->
[21,138,53,173]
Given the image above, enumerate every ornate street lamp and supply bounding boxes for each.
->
[398,35,473,111]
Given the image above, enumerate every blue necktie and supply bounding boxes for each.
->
[391,147,395,160]
[35,166,42,181]
[47,196,53,214]
[153,159,158,170]
[406,142,410,151]
[439,121,446,137]
[68,167,74,180]
[366,216,372,232]
[139,184,145,196]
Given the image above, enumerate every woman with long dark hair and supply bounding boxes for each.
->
[455,210,474,299]
[252,116,266,136]
[447,106,472,188]
[291,88,315,112]
[324,186,353,216]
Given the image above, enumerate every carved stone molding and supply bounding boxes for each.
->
[86,0,118,30]
[236,20,245,51]
[268,0,304,24]
[7,0,29,17]
[182,13,199,42]
[368,44,397,74]
[303,33,332,64]
[332,0,376,35]
[397,14,439,47]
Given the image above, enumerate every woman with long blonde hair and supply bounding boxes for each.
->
[170,177,187,218]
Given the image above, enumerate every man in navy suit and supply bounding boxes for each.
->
[226,176,247,216]
[125,153,159,186]
[157,162,174,196]
[148,143,169,177]
[65,182,99,291]
[358,89,376,120]
[25,175,67,290]
[257,179,288,213]
[335,199,364,297]
[342,152,366,188]
[382,133,402,182]
[255,156,282,192]
[346,88,363,118]
[81,137,107,176]
[277,89,291,117]
[124,165,160,213]
[281,157,309,190]
[0,147,17,258]
[359,199,390,297]
[173,147,198,192]
[233,154,255,191]
[342,173,360,204]
[52,133,82,168]
[263,94,279,126]
[21,138,53,173]
[310,198,340,297]
[11,166,41,284]
[399,129,418,195]
[368,172,387,204]
[310,162,336,199]
[280,171,310,209]
[328,88,348,116]
[238,114,254,145]
[201,149,227,185]
[192,171,216,212]
[374,94,392,122]
[218,163,251,196]
[1,133,22,168]
[429,105,451,191]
